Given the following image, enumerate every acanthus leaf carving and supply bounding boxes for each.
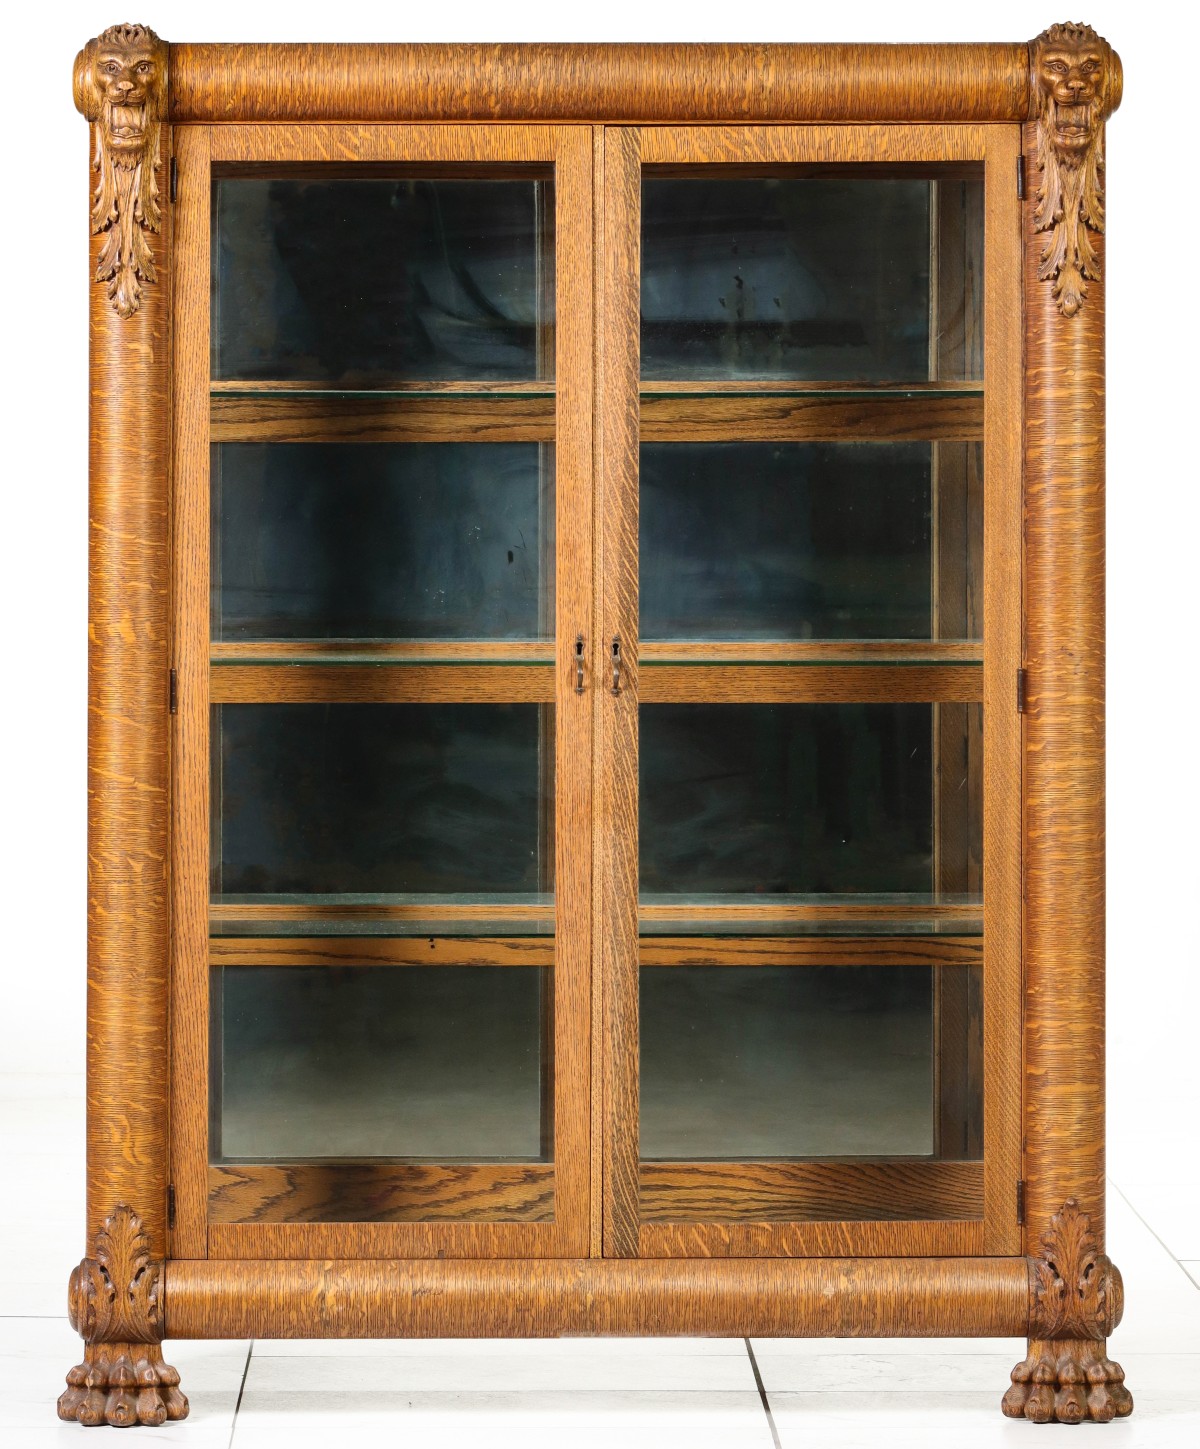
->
[73,23,168,319]
[1029,21,1120,318]
[1028,1197,1124,1340]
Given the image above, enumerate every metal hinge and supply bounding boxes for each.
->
[1016,667,1028,714]
[1016,154,1026,201]
[166,1184,176,1231]
[1016,1179,1026,1226]
[169,156,178,204]
[169,667,178,715]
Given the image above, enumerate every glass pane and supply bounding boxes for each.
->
[212,443,553,642]
[641,442,950,641]
[640,964,981,1159]
[213,965,546,1160]
[641,176,982,382]
[212,703,551,899]
[212,177,554,383]
[640,704,981,897]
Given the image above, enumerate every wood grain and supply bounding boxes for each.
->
[595,125,642,1259]
[209,663,555,704]
[1021,114,1108,1246]
[639,1160,982,1223]
[167,125,212,1259]
[168,44,1031,124]
[638,1219,983,1258]
[638,937,982,967]
[165,1254,1029,1338]
[211,393,554,443]
[209,1163,554,1224]
[979,125,1025,1254]
[86,111,172,1255]
[640,390,982,442]
[210,937,555,967]
[638,663,982,704]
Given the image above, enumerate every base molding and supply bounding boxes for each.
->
[1002,1338,1133,1424]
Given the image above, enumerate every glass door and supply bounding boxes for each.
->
[597,126,1022,1258]
[170,125,593,1259]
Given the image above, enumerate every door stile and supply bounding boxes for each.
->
[550,125,596,1259]
[168,123,213,1260]
[595,125,643,1258]
[979,125,1024,1255]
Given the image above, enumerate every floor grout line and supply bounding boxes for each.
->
[1109,1177,1200,1287]
[228,1339,253,1448]
[744,1338,783,1449]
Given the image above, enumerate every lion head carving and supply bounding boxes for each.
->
[1030,23,1119,318]
[73,24,168,318]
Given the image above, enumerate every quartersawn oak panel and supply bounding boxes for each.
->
[639,1160,983,1223]
[640,389,982,442]
[638,1219,984,1258]
[210,937,555,967]
[209,1162,554,1224]
[211,392,555,444]
[639,663,982,704]
[639,937,982,967]
[209,663,555,704]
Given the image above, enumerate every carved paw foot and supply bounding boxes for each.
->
[58,1341,188,1427]
[1002,1339,1133,1424]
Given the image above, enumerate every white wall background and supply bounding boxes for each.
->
[1,0,1195,1197]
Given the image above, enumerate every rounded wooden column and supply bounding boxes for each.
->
[1020,63,1116,1246]
[78,27,174,1255]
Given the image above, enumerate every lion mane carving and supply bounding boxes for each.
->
[73,24,168,318]
[1030,22,1119,318]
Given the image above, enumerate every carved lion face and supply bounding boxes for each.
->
[74,24,166,168]
[1034,24,1110,168]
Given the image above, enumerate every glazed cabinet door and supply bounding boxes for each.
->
[597,125,1023,1258]
[168,125,593,1259]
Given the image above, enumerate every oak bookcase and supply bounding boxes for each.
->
[61,21,1129,1428]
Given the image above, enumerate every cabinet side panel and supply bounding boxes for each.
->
[86,123,173,1252]
[1021,120,1107,1242]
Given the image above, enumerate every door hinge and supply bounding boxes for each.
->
[1016,1179,1026,1226]
[169,156,178,203]
[1016,154,1026,201]
[166,1184,176,1231]
[169,667,178,715]
[1016,667,1028,714]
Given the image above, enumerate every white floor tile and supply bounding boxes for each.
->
[771,1388,1199,1449]
[231,1389,776,1449]
[0,1317,247,1441]
[244,1340,756,1393]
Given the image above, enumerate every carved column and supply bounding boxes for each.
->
[62,24,185,1426]
[1005,21,1130,1423]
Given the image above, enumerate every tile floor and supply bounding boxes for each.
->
[5,1073,1199,1447]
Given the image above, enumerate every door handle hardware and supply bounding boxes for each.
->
[611,636,622,695]
[574,634,585,694]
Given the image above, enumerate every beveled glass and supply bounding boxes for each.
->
[212,443,553,642]
[641,176,982,382]
[212,704,551,900]
[212,964,546,1160]
[212,176,554,384]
